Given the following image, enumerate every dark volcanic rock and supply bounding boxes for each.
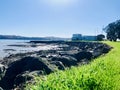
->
[102,44,112,53]
[0,87,3,90]
[51,56,78,67]
[14,72,34,87]
[93,44,111,58]
[0,64,6,78]
[8,57,52,74]
[0,57,52,89]
[51,61,65,70]
[74,51,93,62]
[14,70,45,88]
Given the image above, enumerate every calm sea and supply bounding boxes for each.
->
[0,40,29,59]
[0,39,58,59]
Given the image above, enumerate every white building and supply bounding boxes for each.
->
[72,34,82,40]
[82,36,97,41]
[72,34,97,41]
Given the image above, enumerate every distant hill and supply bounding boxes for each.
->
[0,35,70,41]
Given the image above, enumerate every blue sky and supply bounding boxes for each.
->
[0,0,120,38]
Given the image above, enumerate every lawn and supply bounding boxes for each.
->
[26,41,120,90]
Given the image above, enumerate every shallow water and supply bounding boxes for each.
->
[0,39,58,59]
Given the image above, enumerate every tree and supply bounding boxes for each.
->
[103,20,120,41]
[97,34,105,41]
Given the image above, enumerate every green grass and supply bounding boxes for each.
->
[26,41,120,90]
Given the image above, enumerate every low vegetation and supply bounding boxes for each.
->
[26,41,120,90]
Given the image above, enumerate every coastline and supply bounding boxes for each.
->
[0,41,112,89]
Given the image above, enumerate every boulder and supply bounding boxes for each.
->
[0,57,52,89]
[14,70,45,87]
[93,44,111,58]
[51,56,77,67]
[92,50,102,58]
[0,87,3,90]
[0,64,6,78]
[102,45,112,53]
[14,72,34,87]
[74,51,93,62]
[51,61,65,70]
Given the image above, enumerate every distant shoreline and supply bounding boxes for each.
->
[0,35,70,41]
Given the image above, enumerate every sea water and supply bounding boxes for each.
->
[0,39,58,59]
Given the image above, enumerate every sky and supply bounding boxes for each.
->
[0,0,120,38]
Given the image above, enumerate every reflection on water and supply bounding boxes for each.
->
[0,40,29,59]
[0,39,58,59]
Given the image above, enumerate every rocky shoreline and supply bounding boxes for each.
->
[0,41,112,90]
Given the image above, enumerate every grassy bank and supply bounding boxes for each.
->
[26,41,120,90]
